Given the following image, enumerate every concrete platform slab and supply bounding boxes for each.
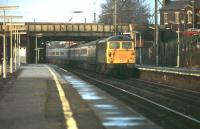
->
[0,64,105,129]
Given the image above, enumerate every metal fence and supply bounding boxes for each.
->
[136,35,200,68]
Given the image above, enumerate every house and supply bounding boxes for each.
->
[160,0,200,31]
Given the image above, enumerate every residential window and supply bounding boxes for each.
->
[187,10,192,24]
[175,12,180,24]
[164,13,168,24]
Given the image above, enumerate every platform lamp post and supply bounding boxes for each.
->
[0,6,19,78]
[177,23,180,67]
[169,20,181,67]
[0,16,23,73]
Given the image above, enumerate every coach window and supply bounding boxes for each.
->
[109,42,120,49]
[122,42,132,49]
[81,49,87,54]
[60,52,64,55]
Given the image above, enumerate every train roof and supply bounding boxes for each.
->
[69,35,132,48]
[98,35,131,44]
[106,35,131,41]
[47,48,69,51]
[78,40,99,47]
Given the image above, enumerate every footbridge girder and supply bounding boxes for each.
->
[0,22,131,40]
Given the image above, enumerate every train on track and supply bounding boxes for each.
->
[46,35,137,77]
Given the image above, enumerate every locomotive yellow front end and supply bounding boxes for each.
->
[106,41,136,64]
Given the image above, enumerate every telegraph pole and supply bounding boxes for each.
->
[114,0,117,35]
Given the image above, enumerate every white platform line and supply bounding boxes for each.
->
[138,67,200,77]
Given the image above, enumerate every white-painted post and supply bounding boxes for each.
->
[3,9,7,78]
[177,23,180,67]
[35,35,38,64]
[14,26,17,70]
[18,33,21,67]
[10,24,13,73]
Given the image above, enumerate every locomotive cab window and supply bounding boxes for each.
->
[109,42,120,49]
[122,42,132,49]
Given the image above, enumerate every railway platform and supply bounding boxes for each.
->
[136,65,200,91]
[0,64,161,129]
[136,65,200,77]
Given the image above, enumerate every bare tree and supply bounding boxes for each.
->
[99,0,150,25]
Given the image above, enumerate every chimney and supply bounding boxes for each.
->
[163,0,170,6]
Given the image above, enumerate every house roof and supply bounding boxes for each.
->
[160,0,200,11]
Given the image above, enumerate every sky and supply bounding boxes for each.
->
[0,0,155,23]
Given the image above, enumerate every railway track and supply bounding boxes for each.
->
[59,67,200,129]
[110,78,200,119]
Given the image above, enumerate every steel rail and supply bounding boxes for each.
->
[134,78,200,95]
[59,67,200,124]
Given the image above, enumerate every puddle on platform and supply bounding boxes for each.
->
[103,117,145,127]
